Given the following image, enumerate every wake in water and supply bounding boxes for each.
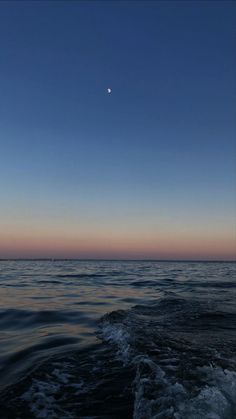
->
[1,297,236,419]
[100,298,236,418]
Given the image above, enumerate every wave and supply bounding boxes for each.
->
[56,273,106,278]
[1,297,236,418]
[100,298,236,418]
[0,309,93,329]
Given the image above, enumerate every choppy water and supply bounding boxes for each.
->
[0,260,235,418]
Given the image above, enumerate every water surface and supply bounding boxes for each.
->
[0,260,235,418]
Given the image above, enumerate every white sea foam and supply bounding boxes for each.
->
[21,363,84,419]
[174,367,236,419]
[100,315,236,419]
[22,378,61,419]
[134,363,236,419]
[100,320,131,363]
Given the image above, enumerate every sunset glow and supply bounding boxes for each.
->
[0,1,235,260]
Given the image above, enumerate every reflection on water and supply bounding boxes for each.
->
[0,260,235,418]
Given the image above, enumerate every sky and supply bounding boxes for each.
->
[0,0,235,260]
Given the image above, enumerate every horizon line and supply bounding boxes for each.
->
[0,258,235,263]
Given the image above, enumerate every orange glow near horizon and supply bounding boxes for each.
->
[0,0,236,264]
[0,223,235,260]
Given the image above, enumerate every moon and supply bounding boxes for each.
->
[107,88,112,94]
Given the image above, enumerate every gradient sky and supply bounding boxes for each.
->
[0,0,235,260]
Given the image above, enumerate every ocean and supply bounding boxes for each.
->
[0,260,235,418]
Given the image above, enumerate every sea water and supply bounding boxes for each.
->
[0,260,235,418]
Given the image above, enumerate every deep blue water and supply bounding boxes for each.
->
[0,260,235,418]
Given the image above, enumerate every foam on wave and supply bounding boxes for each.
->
[99,298,236,419]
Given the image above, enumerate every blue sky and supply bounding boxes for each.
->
[0,1,235,259]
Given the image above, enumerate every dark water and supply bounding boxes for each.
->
[0,260,236,418]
